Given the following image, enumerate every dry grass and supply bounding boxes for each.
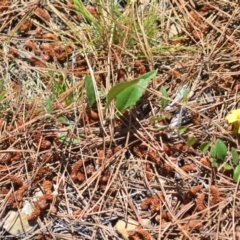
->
[1,0,240,239]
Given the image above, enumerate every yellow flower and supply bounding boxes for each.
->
[226,109,240,134]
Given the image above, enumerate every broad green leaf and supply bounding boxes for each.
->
[160,86,168,108]
[223,163,233,170]
[178,126,187,135]
[233,165,240,182]
[183,88,188,102]
[232,147,239,165]
[215,139,227,160]
[85,76,96,107]
[116,78,150,112]
[187,136,196,147]
[106,70,157,109]
[58,116,68,124]
[210,146,217,158]
[200,141,210,153]
[45,98,52,113]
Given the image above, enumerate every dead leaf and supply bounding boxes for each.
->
[3,201,36,236]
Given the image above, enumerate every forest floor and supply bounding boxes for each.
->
[1,0,240,239]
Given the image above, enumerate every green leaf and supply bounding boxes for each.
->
[178,126,187,135]
[150,113,171,122]
[210,146,217,158]
[150,116,163,122]
[85,76,96,108]
[0,91,6,103]
[58,135,81,144]
[45,97,52,113]
[106,70,157,110]
[187,136,196,147]
[58,116,68,124]
[211,158,218,167]
[223,163,233,170]
[160,86,168,108]
[115,78,150,112]
[200,141,210,153]
[183,88,188,102]
[215,139,227,160]
[233,165,240,182]
[73,0,100,27]
[232,147,239,165]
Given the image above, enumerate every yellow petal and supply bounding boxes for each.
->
[226,109,240,123]
[226,113,237,123]
[233,109,240,118]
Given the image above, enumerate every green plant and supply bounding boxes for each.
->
[85,76,96,108]
[73,0,100,28]
[182,88,188,103]
[0,80,6,103]
[210,139,227,166]
[227,148,240,183]
[187,135,196,147]
[106,70,157,112]
[160,86,168,109]
[45,97,53,114]
[178,126,187,135]
[199,139,240,182]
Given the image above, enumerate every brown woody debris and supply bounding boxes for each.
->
[8,175,23,187]
[184,185,202,204]
[19,21,32,33]
[210,186,221,206]
[196,193,205,211]
[183,221,203,231]
[15,184,28,201]
[85,5,97,17]
[128,229,151,240]
[200,158,211,168]
[155,211,172,223]
[181,164,196,172]
[167,69,182,79]
[26,41,41,55]
[140,193,164,214]
[28,194,53,221]
[8,47,19,57]
[29,57,46,68]
[42,180,53,194]
[28,206,41,221]
[0,153,12,164]
[34,7,50,21]
[0,0,8,12]
[42,33,58,41]
[135,61,146,75]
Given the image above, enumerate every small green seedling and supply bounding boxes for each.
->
[209,139,227,167]
[230,148,240,183]
[160,86,168,108]
[182,88,188,103]
[106,70,157,112]
[45,97,53,114]
[200,139,240,182]
[178,126,187,135]
[199,141,210,153]
[85,76,96,108]
[187,135,196,147]
[223,148,240,183]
